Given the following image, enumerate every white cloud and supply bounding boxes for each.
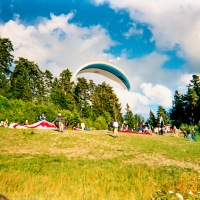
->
[93,0,200,71]
[123,23,143,39]
[0,13,114,77]
[115,88,150,117]
[176,73,200,94]
[140,83,173,107]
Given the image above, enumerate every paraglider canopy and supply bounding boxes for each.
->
[70,62,131,91]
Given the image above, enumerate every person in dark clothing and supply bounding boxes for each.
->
[64,118,69,130]
[182,129,187,138]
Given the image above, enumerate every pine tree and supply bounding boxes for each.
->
[0,37,14,97]
[124,104,135,130]
[170,90,186,127]
[74,77,91,118]
[157,105,169,127]
[59,69,76,111]
[10,57,44,101]
[184,88,198,125]
[50,77,68,109]
[147,109,157,127]
[186,75,200,124]
[0,37,14,75]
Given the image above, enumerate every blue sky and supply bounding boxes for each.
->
[1,0,200,118]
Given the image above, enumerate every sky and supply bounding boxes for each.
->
[1,0,200,119]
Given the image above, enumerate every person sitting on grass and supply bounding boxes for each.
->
[40,113,46,121]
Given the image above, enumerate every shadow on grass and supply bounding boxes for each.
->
[107,134,116,138]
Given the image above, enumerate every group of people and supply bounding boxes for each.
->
[182,128,197,141]
[0,119,8,127]
[36,113,67,132]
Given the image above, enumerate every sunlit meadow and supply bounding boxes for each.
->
[0,128,200,199]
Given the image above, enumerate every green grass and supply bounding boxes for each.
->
[0,127,200,199]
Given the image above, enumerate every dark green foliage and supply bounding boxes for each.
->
[124,104,144,131]
[0,37,14,75]
[124,104,135,130]
[74,77,91,118]
[10,58,44,102]
[0,95,66,124]
[170,75,200,126]
[133,114,144,131]
[59,69,76,111]
[94,116,108,130]
[170,90,186,127]
[157,105,170,126]
[90,81,122,121]
[0,95,11,121]
[147,110,157,127]
[0,37,14,97]
[50,90,69,109]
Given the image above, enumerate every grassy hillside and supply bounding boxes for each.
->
[0,128,200,200]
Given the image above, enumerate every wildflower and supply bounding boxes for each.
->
[176,193,184,200]
[189,190,193,195]
[169,191,174,194]
[152,182,156,186]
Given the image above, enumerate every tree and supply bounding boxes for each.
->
[0,37,14,96]
[134,114,144,131]
[170,90,186,127]
[90,82,122,121]
[124,104,135,130]
[50,77,68,109]
[74,77,91,118]
[0,37,14,75]
[43,70,54,96]
[185,88,198,124]
[59,69,76,111]
[147,109,157,127]
[186,75,200,124]
[10,57,44,101]
[157,105,169,127]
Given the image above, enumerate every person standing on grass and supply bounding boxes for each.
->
[113,119,119,138]
[53,113,63,132]
[192,128,197,142]
[173,126,179,137]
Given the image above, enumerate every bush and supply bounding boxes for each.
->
[94,116,107,130]
[0,95,72,125]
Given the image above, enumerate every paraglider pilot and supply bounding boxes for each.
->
[53,113,63,132]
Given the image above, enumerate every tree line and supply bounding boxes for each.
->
[0,36,199,130]
[170,75,200,127]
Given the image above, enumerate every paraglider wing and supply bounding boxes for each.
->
[70,62,130,91]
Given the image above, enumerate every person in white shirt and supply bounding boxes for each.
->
[113,119,119,137]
